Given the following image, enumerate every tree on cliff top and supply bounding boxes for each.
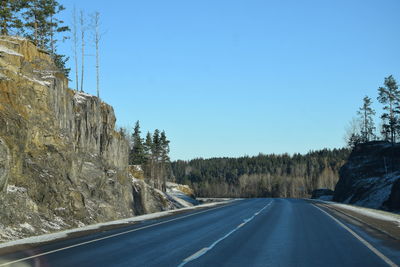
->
[129,121,146,165]
[90,11,102,98]
[160,131,171,191]
[357,96,376,142]
[22,0,70,76]
[377,75,400,144]
[23,0,68,48]
[0,0,26,35]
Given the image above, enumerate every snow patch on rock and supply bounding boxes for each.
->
[73,91,95,104]
[6,185,27,194]
[0,44,22,57]
[22,74,51,86]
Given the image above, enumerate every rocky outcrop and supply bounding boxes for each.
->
[0,36,184,241]
[333,141,400,210]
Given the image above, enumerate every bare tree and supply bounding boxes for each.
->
[72,6,79,91]
[344,117,362,148]
[92,11,101,98]
[80,10,85,92]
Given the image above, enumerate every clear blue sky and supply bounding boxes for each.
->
[57,0,400,160]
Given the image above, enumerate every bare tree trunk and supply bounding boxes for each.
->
[50,15,54,54]
[34,21,38,46]
[1,1,7,35]
[150,156,155,188]
[93,12,100,98]
[1,20,7,35]
[80,10,85,92]
[72,7,79,91]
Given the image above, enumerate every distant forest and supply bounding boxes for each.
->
[171,148,350,198]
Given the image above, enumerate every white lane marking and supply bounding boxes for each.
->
[0,203,235,267]
[178,200,273,267]
[313,205,398,267]
[183,247,208,262]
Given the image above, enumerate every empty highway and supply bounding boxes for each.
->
[0,199,399,266]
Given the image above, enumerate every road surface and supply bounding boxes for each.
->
[0,198,399,266]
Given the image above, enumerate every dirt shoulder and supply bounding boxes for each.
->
[310,200,400,240]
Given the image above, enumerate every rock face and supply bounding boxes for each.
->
[0,36,179,241]
[333,141,400,210]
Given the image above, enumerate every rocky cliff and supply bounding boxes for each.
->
[333,141,400,211]
[0,36,186,241]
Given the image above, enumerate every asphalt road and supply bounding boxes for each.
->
[1,198,399,267]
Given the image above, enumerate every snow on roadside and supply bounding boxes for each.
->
[165,182,198,208]
[313,199,400,224]
[0,200,234,249]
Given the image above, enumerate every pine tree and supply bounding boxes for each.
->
[23,0,69,76]
[377,75,400,144]
[47,0,68,54]
[152,129,161,189]
[129,121,146,165]
[144,132,152,160]
[357,96,376,142]
[23,0,68,49]
[143,132,153,182]
[160,131,170,163]
[0,0,26,35]
[160,131,170,192]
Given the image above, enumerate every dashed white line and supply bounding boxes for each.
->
[183,247,208,262]
[0,203,234,267]
[178,200,273,266]
[313,204,397,267]
[237,223,245,228]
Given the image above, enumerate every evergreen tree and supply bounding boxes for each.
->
[129,121,146,165]
[347,133,363,148]
[160,131,170,192]
[23,0,69,76]
[52,53,70,77]
[160,131,170,163]
[357,96,376,142]
[23,0,68,49]
[0,0,26,35]
[377,75,400,144]
[143,132,153,181]
[171,148,350,198]
[144,132,152,159]
[152,129,161,189]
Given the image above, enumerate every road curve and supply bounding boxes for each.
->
[0,198,399,266]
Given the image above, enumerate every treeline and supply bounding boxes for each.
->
[0,0,69,75]
[171,148,350,198]
[128,121,171,192]
[347,75,400,147]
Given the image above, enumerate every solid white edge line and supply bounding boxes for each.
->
[178,200,274,267]
[313,204,397,267]
[0,203,234,267]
